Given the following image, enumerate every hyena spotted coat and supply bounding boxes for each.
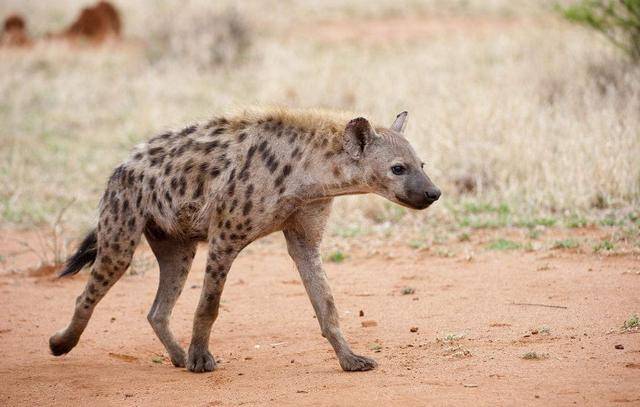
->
[50,108,441,373]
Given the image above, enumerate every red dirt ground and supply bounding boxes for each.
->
[0,231,638,406]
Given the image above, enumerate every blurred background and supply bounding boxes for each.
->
[0,0,638,262]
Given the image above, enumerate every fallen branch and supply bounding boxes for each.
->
[509,302,567,309]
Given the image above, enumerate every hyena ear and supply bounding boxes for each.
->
[390,111,408,133]
[344,117,376,159]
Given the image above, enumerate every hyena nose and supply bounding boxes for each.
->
[425,187,441,202]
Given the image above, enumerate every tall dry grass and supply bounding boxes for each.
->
[0,0,638,237]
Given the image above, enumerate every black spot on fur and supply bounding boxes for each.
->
[193,178,205,199]
[178,177,187,196]
[242,200,253,216]
[156,199,165,216]
[202,140,219,154]
[183,159,195,173]
[175,139,194,157]
[109,165,125,184]
[179,125,197,136]
[150,132,173,143]
[210,127,225,136]
[122,199,130,214]
[125,169,135,187]
[148,146,164,156]
[133,152,143,160]
[245,184,254,198]
[238,132,247,142]
[110,196,120,217]
[149,155,164,167]
[246,144,257,161]
[210,167,221,178]
[273,164,292,188]
[263,151,279,173]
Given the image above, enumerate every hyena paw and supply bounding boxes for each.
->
[169,349,187,368]
[339,353,378,372]
[49,332,78,356]
[187,347,216,373]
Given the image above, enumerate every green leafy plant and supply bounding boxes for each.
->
[327,251,346,263]
[487,239,521,250]
[552,239,580,249]
[559,0,640,61]
[593,239,615,252]
[622,314,640,331]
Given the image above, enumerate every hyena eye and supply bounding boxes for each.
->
[391,165,406,175]
[420,162,425,169]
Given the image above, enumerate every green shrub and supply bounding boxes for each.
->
[327,251,346,263]
[559,0,640,61]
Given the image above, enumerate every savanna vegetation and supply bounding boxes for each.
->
[1,0,638,258]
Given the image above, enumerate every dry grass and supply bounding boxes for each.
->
[0,1,638,238]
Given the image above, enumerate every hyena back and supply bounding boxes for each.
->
[50,108,441,373]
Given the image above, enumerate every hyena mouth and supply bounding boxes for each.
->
[394,194,432,210]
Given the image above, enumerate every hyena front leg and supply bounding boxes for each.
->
[146,234,197,367]
[49,208,144,356]
[186,240,238,373]
[283,200,377,371]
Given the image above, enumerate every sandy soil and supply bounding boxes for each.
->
[0,231,639,406]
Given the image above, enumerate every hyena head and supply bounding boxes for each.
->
[343,111,441,210]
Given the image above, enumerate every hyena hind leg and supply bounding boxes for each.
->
[146,234,197,367]
[49,214,144,356]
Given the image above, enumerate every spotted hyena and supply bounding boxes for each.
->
[49,109,441,373]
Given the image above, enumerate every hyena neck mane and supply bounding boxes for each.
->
[230,108,374,202]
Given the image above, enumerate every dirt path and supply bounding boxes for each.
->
[0,233,639,406]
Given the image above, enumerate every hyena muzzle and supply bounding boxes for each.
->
[49,109,440,373]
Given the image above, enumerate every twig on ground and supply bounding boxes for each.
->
[509,302,568,309]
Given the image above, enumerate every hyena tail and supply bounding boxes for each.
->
[58,228,98,277]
